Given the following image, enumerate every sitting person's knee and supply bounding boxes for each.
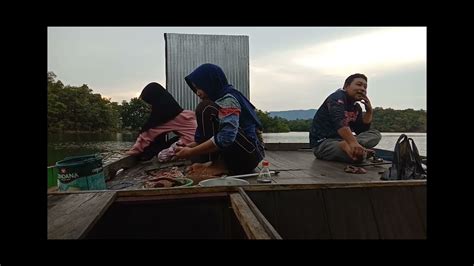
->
[372,129,382,141]
[362,129,382,148]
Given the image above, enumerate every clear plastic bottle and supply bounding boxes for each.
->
[257,160,272,183]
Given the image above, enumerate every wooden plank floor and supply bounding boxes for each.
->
[48,191,117,239]
[258,150,391,184]
[105,150,392,189]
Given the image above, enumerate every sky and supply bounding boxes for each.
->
[47,27,426,112]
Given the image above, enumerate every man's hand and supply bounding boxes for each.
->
[340,140,367,161]
[348,142,367,161]
[360,95,373,124]
[360,95,372,112]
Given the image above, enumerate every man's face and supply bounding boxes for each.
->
[345,78,367,101]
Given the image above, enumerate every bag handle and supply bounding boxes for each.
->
[393,134,408,166]
[408,138,427,175]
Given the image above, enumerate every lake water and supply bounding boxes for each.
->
[47,132,426,166]
[263,132,426,155]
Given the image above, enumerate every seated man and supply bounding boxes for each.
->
[309,73,381,163]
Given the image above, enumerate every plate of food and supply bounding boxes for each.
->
[142,166,193,188]
[146,166,185,178]
[198,177,249,187]
[142,177,193,188]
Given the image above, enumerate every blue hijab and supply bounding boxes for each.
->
[185,63,262,129]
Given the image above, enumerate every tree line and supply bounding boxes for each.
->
[257,107,426,133]
[48,72,151,133]
[48,72,121,132]
[48,72,426,133]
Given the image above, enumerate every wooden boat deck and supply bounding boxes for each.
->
[104,143,392,190]
[47,143,426,239]
[48,182,426,239]
[263,149,390,184]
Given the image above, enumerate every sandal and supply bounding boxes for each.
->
[365,149,383,163]
[344,165,367,174]
[366,149,375,158]
[371,157,384,163]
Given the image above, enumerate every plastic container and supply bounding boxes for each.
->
[47,166,58,188]
[198,177,249,187]
[55,154,106,191]
[257,160,272,183]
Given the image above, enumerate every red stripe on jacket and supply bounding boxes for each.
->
[218,108,241,118]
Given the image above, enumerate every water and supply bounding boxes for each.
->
[47,131,426,166]
[47,132,136,166]
[376,132,426,156]
[263,132,426,156]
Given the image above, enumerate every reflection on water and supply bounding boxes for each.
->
[48,132,137,143]
[47,133,136,166]
[47,131,426,165]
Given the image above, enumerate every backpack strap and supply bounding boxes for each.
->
[381,134,408,180]
[408,138,427,177]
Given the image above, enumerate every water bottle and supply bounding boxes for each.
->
[257,160,272,183]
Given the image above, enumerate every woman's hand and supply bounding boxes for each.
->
[175,146,193,159]
[125,150,139,155]
[185,142,198,148]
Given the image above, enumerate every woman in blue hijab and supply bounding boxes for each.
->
[175,63,265,179]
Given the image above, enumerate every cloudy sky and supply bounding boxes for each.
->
[47,27,426,112]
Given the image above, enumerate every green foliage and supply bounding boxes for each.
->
[47,72,426,134]
[47,72,122,133]
[256,107,426,133]
[287,119,312,131]
[48,71,152,133]
[120,98,151,131]
[256,109,290,133]
[371,107,426,132]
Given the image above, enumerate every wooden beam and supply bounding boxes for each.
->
[48,181,426,198]
[237,188,282,239]
[48,191,116,239]
[103,155,138,181]
[241,180,427,192]
[229,193,274,239]
[116,186,238,197]
[264,143,310,151]
[114,192,228,202]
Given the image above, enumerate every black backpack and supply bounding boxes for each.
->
[382,134,427,180]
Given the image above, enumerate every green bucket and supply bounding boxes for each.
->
[55,154,106,191]
[47,166,58,188]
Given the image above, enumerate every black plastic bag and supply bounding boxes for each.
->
[382,134,427,180]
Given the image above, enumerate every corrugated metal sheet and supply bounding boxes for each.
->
[165,33,249,110]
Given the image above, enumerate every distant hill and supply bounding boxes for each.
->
[268,109,317,120]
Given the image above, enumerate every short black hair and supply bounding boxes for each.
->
[344,73,367,88]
